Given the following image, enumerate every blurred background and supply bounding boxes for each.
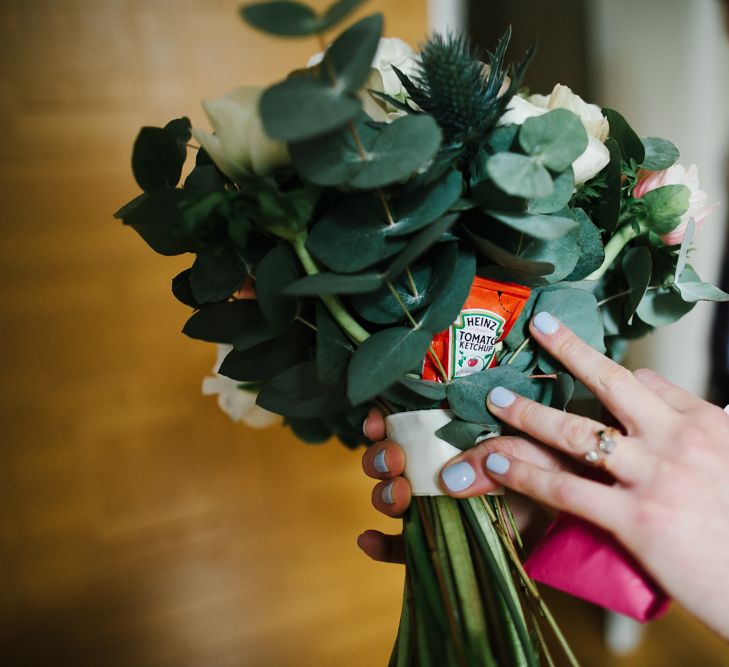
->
[1,0,728,665]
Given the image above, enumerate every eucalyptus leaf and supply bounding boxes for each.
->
[398,376,447,400]
[385,171,463,236]
[642,184,690,234]
[419,247,476,331]
[290,113,442,188]
[285,271,383,295]
[676,281,729,303]
[240,1,319,36]
[564,208,604,281]
[219,325,312,382]
[261,77,361,142]
[256,243,301,330]
[183,300,263,344]
[347,327,433,404]
[324,14,383,93]
[602,108,645,164]
[171,268,200,309]
[435,420,495,451]
[257,360,350,417]
[132,126,185,192]
[316,303,355,384]
[519,108,588,171]
[528,168,574,214]
[641,137,679,170]
[190,246,249,304]
[551,373,575,410]
[592,138,621,234]
[466,228,554,277]
[622,246,652,323]
[487,209,578,240]
[287,417,332,444]
[386,214,459,280]
[486,153,553,200]
[163,117,192,162]
[446,366,537,425]
[636,285,695,326]
[115,190,191,256]
[307,195,406,272]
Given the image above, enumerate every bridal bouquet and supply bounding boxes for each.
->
[115,1,727,664]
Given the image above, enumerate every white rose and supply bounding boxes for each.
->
[191,86,290,181]
[308,37,420,121]
[498,84,611,184]
[202,344,282,428]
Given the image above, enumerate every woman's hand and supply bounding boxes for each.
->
[360,311,729,639]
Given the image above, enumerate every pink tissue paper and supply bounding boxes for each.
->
[524,512,671,621]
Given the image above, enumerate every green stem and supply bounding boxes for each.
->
[291,234,370,344]
[585,222,641,281]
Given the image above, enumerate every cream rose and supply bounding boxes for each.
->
[633,163,718,245]
[202,344,282,428]
[191,86,290,181]
[498,84,611,184]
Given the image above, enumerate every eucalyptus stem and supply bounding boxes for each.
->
[480,498,581,667]
[506,337,531,366]
[585,222,641,281]
[292,234,370,344]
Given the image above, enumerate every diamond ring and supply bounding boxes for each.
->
[585,427,619,465]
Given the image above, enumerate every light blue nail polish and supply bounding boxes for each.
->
[489,386,516,408]
[373,449,389,474]
[486,453,511,475]
[533,311,560,335]
[442,461,476,493]
[362,417,369,436]
[382,481,395,505]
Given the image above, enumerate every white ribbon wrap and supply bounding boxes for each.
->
[384,409,458,496]
[385,409,501,496]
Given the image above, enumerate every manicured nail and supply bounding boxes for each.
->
[486,453,511,475]
[373,448,389,473]
[441,461,476,493]
[489,386,516,408]
[381,481,395,505]
[533,311,560,335]
[362,417,369,437]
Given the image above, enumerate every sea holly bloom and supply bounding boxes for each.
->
[498,83,611,184]
[634,163,718,245]
[202,344,281,428]
[191,86,290,180]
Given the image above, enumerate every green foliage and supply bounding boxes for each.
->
[240,0,365,37]
[260,14,382,141]
[519,109,588,172]
[132,124,188,192]
[641,137,679,170]
[347,327,434,404]
[641,184,690,234]
[602,108,645,164]
[290,113,442,188]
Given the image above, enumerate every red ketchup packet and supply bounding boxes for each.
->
[422,277,531,382]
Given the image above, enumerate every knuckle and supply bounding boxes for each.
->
[550,477,576,507]
[594,363,631,394]
[515,399,540,428]
[553,331,578,358]
[563,417,596,451]
[632,367,654,382]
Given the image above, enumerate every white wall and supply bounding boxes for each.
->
[586,0,729,396]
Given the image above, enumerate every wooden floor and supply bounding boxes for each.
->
[0,1,727,665]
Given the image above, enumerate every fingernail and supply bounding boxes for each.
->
[486,453,511,475]
[489,386,516,408]
[441,461,476,493]
[373,448,389,473]
[533,311,560,335]
[362,417,369,437]
[381,481,395,505]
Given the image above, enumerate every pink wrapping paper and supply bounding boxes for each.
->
[524,512,670,621]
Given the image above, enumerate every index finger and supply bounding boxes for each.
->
[529,312,675,433]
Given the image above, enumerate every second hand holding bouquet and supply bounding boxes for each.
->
[115,1,729,664]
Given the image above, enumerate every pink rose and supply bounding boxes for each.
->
[633,163,718,245]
